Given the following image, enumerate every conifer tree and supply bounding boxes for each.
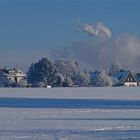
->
[27,58,58,86]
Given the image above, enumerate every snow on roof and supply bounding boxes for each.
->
[0,68,26,77]
[113,70,129,83]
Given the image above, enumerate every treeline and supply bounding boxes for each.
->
[27,57,116,87]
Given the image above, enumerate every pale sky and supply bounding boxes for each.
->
[0,0,140,71]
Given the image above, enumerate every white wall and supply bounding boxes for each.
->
[124,82,137,87]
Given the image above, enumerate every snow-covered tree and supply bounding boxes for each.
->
[27,63,36,84]
[54,59,80,86]
[0,76,9,87]
[55,59,80,77]
[55,59,91,87]
[107,62,122,75]
[90,71,115,87]
[27,58,58,87]
[74,72,90,87]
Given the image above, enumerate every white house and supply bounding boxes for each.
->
[113,70,138,87]
[0,68,27,86]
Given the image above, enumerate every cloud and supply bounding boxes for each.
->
[50,33,140,72]
[3,20,140,73]
[91,34,140,72]
[79,22,112,39]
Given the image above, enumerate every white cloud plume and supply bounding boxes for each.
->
[50,33,140,72]
[80,22,112,39]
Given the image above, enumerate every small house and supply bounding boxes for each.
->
[0,68,27,86]
[113,70,138,87]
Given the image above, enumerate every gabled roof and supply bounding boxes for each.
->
[0,68,26,77]
[113,70,129,83]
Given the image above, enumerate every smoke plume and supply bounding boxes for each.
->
[80,22,112,39]
[49,21,140,73]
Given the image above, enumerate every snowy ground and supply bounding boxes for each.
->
[0,87,140,140]
[1,108,140,140]
[0,87,140,100]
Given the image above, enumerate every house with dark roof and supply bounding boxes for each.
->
[113,70,138,87]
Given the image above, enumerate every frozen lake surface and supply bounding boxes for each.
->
[0,87,140,139]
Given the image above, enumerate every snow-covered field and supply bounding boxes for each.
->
[0,87,140,100]
[1,108,140,140]
[0,87,140,140]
